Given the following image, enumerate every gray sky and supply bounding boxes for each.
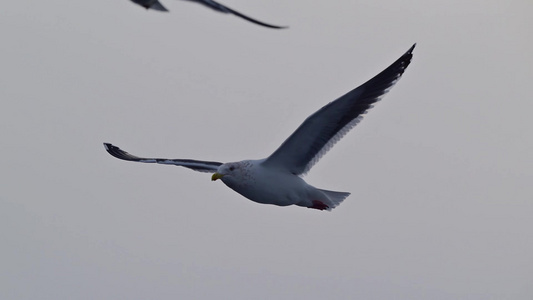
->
[1,0,532,299]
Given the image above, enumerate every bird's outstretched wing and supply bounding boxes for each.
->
[188,0,287,29]
[263,44,416,175]
[104,143,222,173]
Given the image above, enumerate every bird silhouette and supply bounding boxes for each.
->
[129,0,287,29]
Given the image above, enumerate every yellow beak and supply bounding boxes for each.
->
[211,172,224,181]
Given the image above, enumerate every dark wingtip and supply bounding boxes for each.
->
[406,43,416,55]
[269,24,289,30]
[103,143,118,154]
[103,143,133,161]
[223,6,288,29]
[388,43,416,78]
[103,142,119,156]
[247,21,288,30]
[400,43,416,74]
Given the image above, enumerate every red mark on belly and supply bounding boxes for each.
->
[310,200,329,210]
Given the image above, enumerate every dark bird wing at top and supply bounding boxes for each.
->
[131,0,169,11]
[185,0,287,29]
[263,44,416,176]
[104,143,222,173]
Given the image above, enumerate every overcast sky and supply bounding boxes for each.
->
[1,0,532,299]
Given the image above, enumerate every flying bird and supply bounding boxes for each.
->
[129,0,287,29]
[104,44,415,211]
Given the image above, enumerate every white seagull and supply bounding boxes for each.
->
[129,0,287,29]
[104,44,415,211]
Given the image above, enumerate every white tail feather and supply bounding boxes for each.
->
[319,189,350,210]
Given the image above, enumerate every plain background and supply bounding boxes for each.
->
[1,0,531,299]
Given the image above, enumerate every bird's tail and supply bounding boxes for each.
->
[318,189,350,210]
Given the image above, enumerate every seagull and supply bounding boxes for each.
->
[129,0,287,29]
[104,44,415,211]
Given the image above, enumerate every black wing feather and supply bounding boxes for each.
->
[263,44,415,175]
[104,143,222,173]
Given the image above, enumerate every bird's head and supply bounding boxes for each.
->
[212,162,238,181]
[211,161,253,188]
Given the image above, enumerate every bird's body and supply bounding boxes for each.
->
[219,159,307,207]
[104,44,415,211]
[213,159,349,209]
[129,0,287,29]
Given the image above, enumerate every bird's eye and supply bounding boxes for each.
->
[229,166,235,171]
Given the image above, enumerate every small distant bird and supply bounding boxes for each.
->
[104,44,415,211]
[130,0,287,29]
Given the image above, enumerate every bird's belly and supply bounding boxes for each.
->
[226,173,308,206]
